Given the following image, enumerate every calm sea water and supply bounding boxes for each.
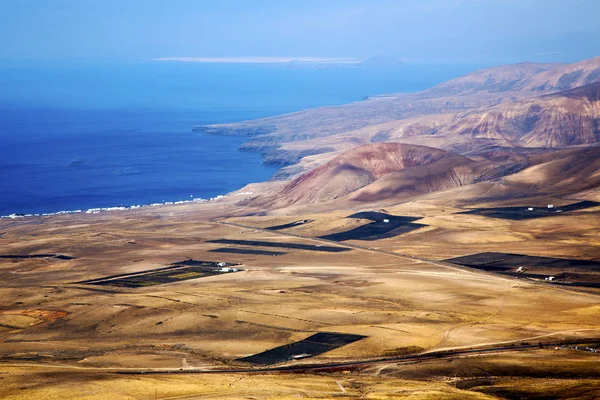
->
[0,61,485,216]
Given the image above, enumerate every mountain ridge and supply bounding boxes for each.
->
[197,56,600,210]
[440,81,600,148]
[194,56,600,170]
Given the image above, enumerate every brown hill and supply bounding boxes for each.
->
[193,63,571,139]
[501,146,600,194]
[517,56,600,93]
[194,56,600,170]
[194,62,561,146]
[440,82,600,148]
[424,56,600,97]
[244,143,485,208]
[243,143,600,210]
[432,146,600,205]
[346,153,488,204]
[421,62,558,96]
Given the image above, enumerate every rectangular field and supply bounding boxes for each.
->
[445,252,600,288]
[208,248,285,256]
[206,239,350,253]
[76,260,242,288]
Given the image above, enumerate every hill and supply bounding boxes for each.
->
[417,146,600,206]
[421,62,558,96]
[244,143,486,208]
[517,56,600,93]
[240,142,600,210]
[194,56,600,169]
[440,82,600,148]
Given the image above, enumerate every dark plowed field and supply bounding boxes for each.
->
[266,219,314,231]
[459,200,600,220]
[76,260,241,288]
[206,239,350,253]
[446,252,600,289]
[237,332,367,365]
[320,212,425,241]
[209,248,285,256]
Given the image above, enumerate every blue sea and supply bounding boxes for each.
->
[0,60,485,216]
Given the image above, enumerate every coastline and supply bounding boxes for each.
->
[0,90,421,219]
[0,191,255,220]
[0,94,395,219]
[1,61,492,218]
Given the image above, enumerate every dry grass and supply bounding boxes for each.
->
[0,199,599,398]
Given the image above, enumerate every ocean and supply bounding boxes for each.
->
[0,60,486,216]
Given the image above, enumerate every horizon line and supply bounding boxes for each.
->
[152,56,362,64]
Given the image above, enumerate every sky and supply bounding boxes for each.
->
[1,0,599,64]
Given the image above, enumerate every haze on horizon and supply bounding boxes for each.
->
[1,0,599,65]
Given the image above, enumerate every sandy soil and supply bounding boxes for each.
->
[1,197,599,398]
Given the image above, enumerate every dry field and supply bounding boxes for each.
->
[1,198,599,398]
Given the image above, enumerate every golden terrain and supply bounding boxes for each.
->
[1,195,599,399]
[4,56,600,399]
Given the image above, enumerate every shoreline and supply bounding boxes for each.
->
[0,191,254,220]
[1,89,399,219]
[1,62,488,220]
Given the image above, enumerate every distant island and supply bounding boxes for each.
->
[358,55,405,67]
[153,56,405,66]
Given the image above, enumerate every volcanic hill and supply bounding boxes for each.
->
[244,143,488,208]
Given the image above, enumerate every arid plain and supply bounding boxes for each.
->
[1,194,600,399]
[2,56,600,399]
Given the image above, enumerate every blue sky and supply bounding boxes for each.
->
[1,0,599,63]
